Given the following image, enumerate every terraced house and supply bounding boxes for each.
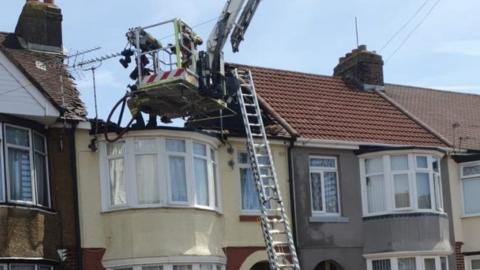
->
[246,46,456,270]
[0,0,85,269]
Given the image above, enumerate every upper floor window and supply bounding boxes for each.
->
[360,152,444,216]
[101,136,220,211]
[0,263,53,270]
[238,152,260,213]
[109,263,224,270]
[0,123,50,208]
[461,162,480,216]
[309,156,339,216]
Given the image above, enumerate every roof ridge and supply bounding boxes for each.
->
[230,62,340,80]
[386,83,480,97]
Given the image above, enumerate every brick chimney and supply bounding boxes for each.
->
[333,45,384,91]
[14,0,63,53]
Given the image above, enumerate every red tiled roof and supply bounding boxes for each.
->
[238,65,447,147]
[385,84,480,150]
[0,32,86,120]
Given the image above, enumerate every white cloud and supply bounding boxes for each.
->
[434,40,480,56]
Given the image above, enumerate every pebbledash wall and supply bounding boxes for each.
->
[75,126,291,270]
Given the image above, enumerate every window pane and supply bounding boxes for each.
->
[107,142,125,156]
[416,173,431,209]
[241,168,260,210]
[135,139,156,152]
[10,265,35,270]
[194,157,209,206]
[416,156,428,169]
[238,152,249,164]
[173,266,192,270]
[39,266,52,270]
[463,178,480,215]
[441,257,448,270]
[143,266,163,270]
[391,155,408,171]
[8,147,33,202]
[310,158,335,168]
[366,158,383,175]
[211,148,216,161]
[109,158,126,205]
[367,175,386,213]
[170,156,187,202]
[398,258,416,270]
[311,172,323,211]
[324,171,338,213]
[35,152,49,206]
[424,258,436,270]
[372,259,391,270]
[394,174,410,208]
[200,265,213,270]
[432,158,440,173]
[6,126,29,146]
[166,139,186,152]
[434,174,443,210]
[472,259,480,270]
[33,133,45,153]
[136,154,159,204]
[193,143,207,156]
[463,165,480,177]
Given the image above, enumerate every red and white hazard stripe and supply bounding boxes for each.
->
[142,68,198,85]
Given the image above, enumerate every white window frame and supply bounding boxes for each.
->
[309,155,341,217]
[460,161,480,217]
[465,255,480,270]
[360,151,444,217]
[238,150,261,215]
[390,155,413,211]
[367,255,448,270]
[192,142,210,208]
[2,123,51,208]
[0,263,54,270]
[100,136,220,212]
[107,262,225,270]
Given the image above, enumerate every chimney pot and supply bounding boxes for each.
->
[358,44,367,50]
[44,0,55,4]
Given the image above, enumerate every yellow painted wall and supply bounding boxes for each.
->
[447,157,480,252]
[75,129,292,264]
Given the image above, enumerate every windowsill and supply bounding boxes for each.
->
[363,211,447,220]
[0,203,56,214]
[101,204,222,215]
[239,214,280,222]
[309,215,349,223]
[461,213,480,219]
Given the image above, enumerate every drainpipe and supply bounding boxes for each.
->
[69,121,82,270]
[287,136,299,261]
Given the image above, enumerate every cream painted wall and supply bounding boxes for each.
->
[75,129,225,262]
[75,129,292,265]
[447,157,480,253]
[219,139,292,247]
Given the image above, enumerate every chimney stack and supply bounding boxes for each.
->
[333,45,384,91]
[14,0,63,53]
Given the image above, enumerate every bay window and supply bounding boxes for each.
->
[360,152,444,216]
[0,264,53,270]
[0,123,50,208]
[461,162,480,216]
[101,136,220,211]
[309,156,340,215]
[110,263,224,270]
[368,256,448,270]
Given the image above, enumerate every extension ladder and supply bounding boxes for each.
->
[235,68,300,270]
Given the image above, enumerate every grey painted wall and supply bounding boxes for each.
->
[291,147,454,270]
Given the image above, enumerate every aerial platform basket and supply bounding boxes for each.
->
[125,18,228,119]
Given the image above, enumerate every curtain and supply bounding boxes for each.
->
[394,174,410,208]
[416,156,428,168]
[310,172,323,211]
[109,158,126,205]
[366,158,383,174]
[194,158,209,206]
[372,260,391,270]
[39,266,53,270]
[367,175,386,213]
[324,171,338,213]
[434,174,443,210]
[398,258,416,270]
[173,266,192,270]
[391,155,408,170]
[424,259,435,270]
[136,154,159,204]
[170,156,187,202]
[8,147,32,202]
[463,178,480,215]
[200,265,213,270]
[166,139,186,152]
[241,168,260,210]
[34,152,48,206]
[416,173,431,209]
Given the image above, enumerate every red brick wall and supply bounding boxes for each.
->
[224,247,264,270]
[455,242,465,270]
[82,248,106,270]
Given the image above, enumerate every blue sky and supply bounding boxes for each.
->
[2,0,480,121]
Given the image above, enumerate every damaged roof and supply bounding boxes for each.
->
[385,84,480,151]
[0,32,87,120]
[238,65,448,147]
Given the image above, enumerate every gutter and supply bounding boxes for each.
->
[287,136,300,262]
[69,121,82,270]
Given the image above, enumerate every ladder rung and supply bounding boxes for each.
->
[245,103,256,107]
[261,175,274,178]
[266,217,285,223]
[247,113,259,116]
[242,93,254,97]
[272,241,289,247]
[277,264,296,269]
[241,83,251,87]
[270,229,287,235]
[249,123,261,127]
[254,144,266,148]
